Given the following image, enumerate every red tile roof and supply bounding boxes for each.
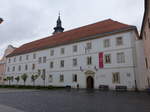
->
[7,19,136,57]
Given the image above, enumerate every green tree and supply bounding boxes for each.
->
[21,73,28,85]
[31,74,39,86]
[15,76,20,85]
[6,76,13,85]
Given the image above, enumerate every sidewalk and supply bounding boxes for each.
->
[0,104,24,112]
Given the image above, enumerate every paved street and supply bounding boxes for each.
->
[0,89,149,112]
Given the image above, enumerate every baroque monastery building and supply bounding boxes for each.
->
[4,16,146,90]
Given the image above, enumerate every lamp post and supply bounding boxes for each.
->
[0,18,3,24]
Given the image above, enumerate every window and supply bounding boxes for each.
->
[8,58,11,63]
[87,56,92,65]
[26,55,29,60]
[73,45,77,52]
[49,75,53,83]
[116,37,123,46]
[38,69,41,75]
[19,56,22,61]
[147,77,150,87]
[148,18,150,28]
[145,58,148,69]
[60,60,64,67]
[42,69,46,76]
[127,73,131,77]
[14,57,16,62]
[25,65,28,71]
[112,72,120,83]
[60,74,64,82]
[18,65,21,71]
[104,39,110,48]
[12,66,15,71]
[73,58,77,66]
[72,74,77,82]
[50,61,54,68]
[144,31,147,40]
[38,57,42,64]
[104,54,111,64]
[86,42,92,49]
[32,64,35,70]
[33,53,36,59]
[7,67,10,72]
[43,57,47,63]
[117,52,125,63]
[50,50,54,56]
[61,48,65,54]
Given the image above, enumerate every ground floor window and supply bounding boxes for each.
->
[60,74,64,82]
[49,75,53,83]
[147,77,150,87]
[72,74,77,82]
[112,72,120,84]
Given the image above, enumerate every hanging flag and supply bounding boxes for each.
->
[99,52,104,68]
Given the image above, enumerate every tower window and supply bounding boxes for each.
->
[145,58,148,69]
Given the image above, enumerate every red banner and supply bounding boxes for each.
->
[99,52,104,68]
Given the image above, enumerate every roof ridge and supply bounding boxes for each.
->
[7,19,136,57]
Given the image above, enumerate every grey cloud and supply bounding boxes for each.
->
[0,0,144,57]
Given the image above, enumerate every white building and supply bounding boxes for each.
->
[4,17,146,90]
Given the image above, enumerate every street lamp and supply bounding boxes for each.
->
[0,18,3,24]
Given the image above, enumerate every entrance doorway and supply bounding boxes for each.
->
[86,76,94,89]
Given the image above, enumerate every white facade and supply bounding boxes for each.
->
[4,30,145,90]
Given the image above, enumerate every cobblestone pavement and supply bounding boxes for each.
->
[0,89,150,112]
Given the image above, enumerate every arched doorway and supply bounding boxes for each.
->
[86,76,94,89]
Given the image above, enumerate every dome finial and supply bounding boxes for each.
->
[53,12,64,35]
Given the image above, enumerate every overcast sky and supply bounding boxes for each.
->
[0,0,144,58]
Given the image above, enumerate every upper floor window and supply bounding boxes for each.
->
[12,66,15,71]
[14,57,16,62]
[73,58,77,66]
[32,64,35,70]
[144,31,147,40]
[19,56,22,61]
[50,61,54,68]
[145,57,148,69]
[43,57,47,63]
[60,74,64,82]
[116,37,123,46]
[117,52,125,63]
[26,55,29,60]
[104,54,111,64]
[7,67,10,72]
[86,42,92,50]
[8,58,11,63]
[18,65,21,71]
[104,39,110,48]
[87,56,92,65]
[25,64,28,71]
[72,74,77,82]
[33,53,36,59]
[38,57,42,64]
[50,49,54,56]
[112,72,120,84]
[61,48,65,54]
[73,45,78,52]
[60,60,64,68]
[148,18,150,28]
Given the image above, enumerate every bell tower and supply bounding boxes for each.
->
[53,13,64,34]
